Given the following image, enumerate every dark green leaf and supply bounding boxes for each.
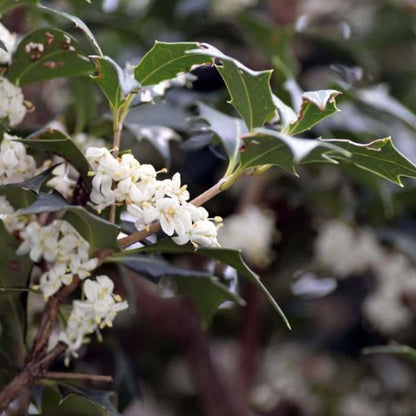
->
[0,185,36,209]
[70,77,97,134]
[21,129,91,185]
[0,0,38,14]
[196,102,247,160]
[189,44,276,131]
[363,344,416,363]
[119,239,290,329]
[286,90,341,135]
[312,137,416,186]
[7,28,93,86]
[38,5,103,56]
[91,56,139,111]
[174,275,245,326]
[134,41,210,86]
[18,193,120,252]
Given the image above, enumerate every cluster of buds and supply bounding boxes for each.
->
[0,77,27,126]
[86,147,221,248]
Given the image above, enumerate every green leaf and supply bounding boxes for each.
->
[7,28,93,86]
[314,137,416,187]
[0,185,36,209]
[70,77,97,134]
[18,193,120,252]
[38,5,103,56]
[21,129,91,185]
[363,344,416,363]
[196,102,247,160]
[120,239,291,329]
[174,275,245,326]
[238,128,347,175]
[0,0,38,14]
[0,221,33,365]
[286,90,341,135]
[134,41,210,86]
[189,44,276,131]
[91,56,140,112]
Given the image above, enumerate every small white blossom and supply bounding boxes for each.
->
[0,77,26,126]
[0,24,17,64]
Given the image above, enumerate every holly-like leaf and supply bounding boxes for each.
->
[363,344,416,363]
[38,5,103,56]
[134,41,210,86]
[91,56,139,112]
[18,193,120,252]
[286,90,341,135]
[196,102,247,160]
[189,43,276,131]
[312,137,416,186]
[238,129,347,175]
[7,28,93,86]
[20,129,91,185]
[120,239,290,329]
[0,0,38,14]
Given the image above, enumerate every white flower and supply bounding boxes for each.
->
[218,206,276,267]
[173,219,219,247]
[0,24,17,64]
[0,77,26,126]
[47,163,77,198]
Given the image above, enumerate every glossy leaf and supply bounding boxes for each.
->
[189,43,276,131]
[134,41,210,86]
[7,28,93,86]
[91,56,139,111]
[120,239,290,329]
[38,5,103,56]
[286,90,341,135]
[0,0,38,14]
[18,193,120,252]
[21,129,91,184]
[196,102,247,160]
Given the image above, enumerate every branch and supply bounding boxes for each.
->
[44,372,113,383]
[118,177,228,249]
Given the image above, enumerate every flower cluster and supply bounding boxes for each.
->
[86,147,220,247]
[17,220,98,298]
[0,23,17,64]
[59,275,128,364]
[218,206,276,267]
[0,77,27,126]
[0,133,37,184]
[314,220,416,334]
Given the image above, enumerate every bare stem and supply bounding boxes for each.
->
[44,372,113,383]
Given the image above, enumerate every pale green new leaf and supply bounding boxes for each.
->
[7,28,93,86]
[363,344,416,363]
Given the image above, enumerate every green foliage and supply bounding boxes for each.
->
[21,129,91,185]
[7,28,93,86]
[363,345,416,363]
[118,239,290,329]
[0,0,38,14]
[134,41,210,86]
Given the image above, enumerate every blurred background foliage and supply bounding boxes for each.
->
[3,0,416,414]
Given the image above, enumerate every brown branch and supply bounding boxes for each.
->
[0,343,66,412]
[44,372,113,383]
[118,177,227,249]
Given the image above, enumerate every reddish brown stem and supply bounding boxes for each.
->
[44,372,113,383]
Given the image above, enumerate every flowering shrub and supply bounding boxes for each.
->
[0,1,415,414]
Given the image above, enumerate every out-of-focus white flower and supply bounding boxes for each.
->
[0,133,37,184]
[339,393,386,416]
[218,206,276,267]
[0,77,26,126]
[0,24,17,64]
[314,220,383,276]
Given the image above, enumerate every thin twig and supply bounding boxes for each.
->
[44,372,113,383]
